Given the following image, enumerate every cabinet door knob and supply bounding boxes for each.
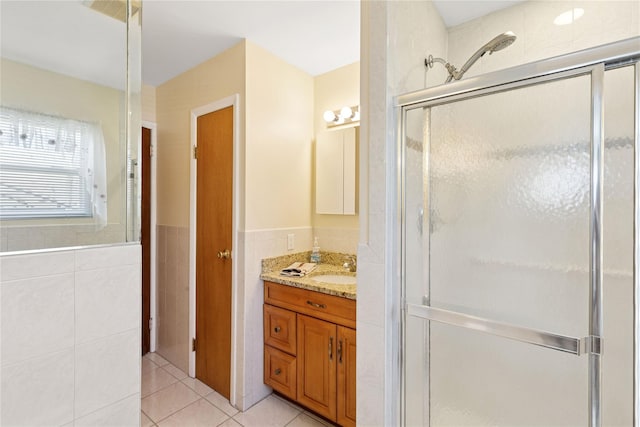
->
[274,368,282,375]
[274,326,281,333]
[338,339,343,364]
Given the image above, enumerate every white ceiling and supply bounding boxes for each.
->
[1,1,523,90]
[433,0,525,28]
[142,0,360,86]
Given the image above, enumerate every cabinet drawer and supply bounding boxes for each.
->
[264,281,356,328]
[264,304,296,355]
[264,345,296,400]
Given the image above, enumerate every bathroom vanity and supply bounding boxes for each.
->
[261,254,356,427]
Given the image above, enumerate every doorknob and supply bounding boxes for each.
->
[217,249,231,259]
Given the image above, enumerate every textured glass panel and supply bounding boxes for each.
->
[428,75,591,338]
[601,66,634,426]
[403,106,430,426]
[429,322,588,426]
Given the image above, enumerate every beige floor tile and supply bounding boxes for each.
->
[162,364,188,380]
[157,398,229,427]
[141,382,200,422]
[181,377,214,397]
[204,391,239,417]
[141,411,155,427]
[233,395,301,427]
[142,357,159,375]
[286,413,332,427]
[145,352,170,366]
[301,411,334,427]
[217,419,242,427]
[142,366,179,397]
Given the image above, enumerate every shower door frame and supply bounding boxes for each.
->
[397,36,640,427]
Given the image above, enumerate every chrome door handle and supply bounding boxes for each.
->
[217,249,231,259]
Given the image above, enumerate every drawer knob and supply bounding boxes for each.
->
[274,368,282,375]
[274,326,281,333]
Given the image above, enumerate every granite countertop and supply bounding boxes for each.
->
[260,251,356,300]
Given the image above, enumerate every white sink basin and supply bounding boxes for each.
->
[311,274,356,285]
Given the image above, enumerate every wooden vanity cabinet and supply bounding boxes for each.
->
[263,281,356,427]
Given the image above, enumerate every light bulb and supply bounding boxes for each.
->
[352,110,360,121]
[323,110,337,123]
[336,116,345,125]
[340,106,353,120]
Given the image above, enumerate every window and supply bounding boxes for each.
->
[0,107,107,222]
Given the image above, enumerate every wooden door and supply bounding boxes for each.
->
[195,106,233,398]
[297,314,337,420]
[141,126,151,355]
[337,326,356,427]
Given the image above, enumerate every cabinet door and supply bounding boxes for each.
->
[297,314,337,420]
[337,326,356,427]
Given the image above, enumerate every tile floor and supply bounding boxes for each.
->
[142,353,334,427]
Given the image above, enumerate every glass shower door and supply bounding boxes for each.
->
[402,65,608,426]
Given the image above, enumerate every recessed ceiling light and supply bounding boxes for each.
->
[554,8,585,26]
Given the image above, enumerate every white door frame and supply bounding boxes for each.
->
[142,121,158,353]
[189,95,240,407]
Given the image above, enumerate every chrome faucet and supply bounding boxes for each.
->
[343,255,357,272]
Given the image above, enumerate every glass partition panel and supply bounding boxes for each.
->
[427,75,591,337]
[0,0,140,252]
[402,61,637,426]
[601,65,634,427]
[403,71,595,425]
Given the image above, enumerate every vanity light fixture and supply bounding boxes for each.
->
[323,105,360,128]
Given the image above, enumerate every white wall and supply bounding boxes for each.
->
[0,244,141,426]
[237,40,315,410]
[358,1,447,425]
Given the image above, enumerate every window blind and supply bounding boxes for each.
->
[0,107,105,220]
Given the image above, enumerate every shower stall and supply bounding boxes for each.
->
[399,37,640,426]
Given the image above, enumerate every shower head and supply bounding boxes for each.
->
[424,32,517,84]
[447,31,517,82]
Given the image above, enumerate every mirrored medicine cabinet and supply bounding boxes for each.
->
[315,126,358,215]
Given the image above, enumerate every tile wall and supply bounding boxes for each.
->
[155,225,190,373]
[0,243,141,426]
[236,227,313,410]
[312,227,358,255]
[358,1,447,425]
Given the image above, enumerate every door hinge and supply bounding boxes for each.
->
[192,337,197,352]
[149,318,153,331]
[193,145,198,159]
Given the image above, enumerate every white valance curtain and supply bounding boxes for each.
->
[0,107,107,226]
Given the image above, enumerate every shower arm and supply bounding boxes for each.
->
[425,55,460,83]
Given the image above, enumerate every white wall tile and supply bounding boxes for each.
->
[75,265,141,343]
[74,393,140,427]
[75,329,140,418]
[0,250,75,282]
[356,261,385,328]
[1,274,75,365]
[1,349,74,426]
[75,244,141,271]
